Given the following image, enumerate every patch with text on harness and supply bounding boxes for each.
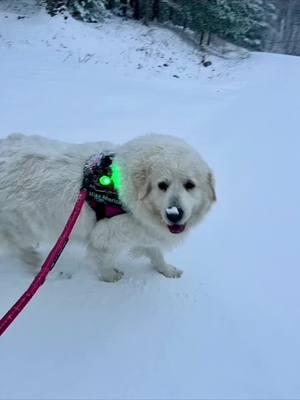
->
[82,152,126,221]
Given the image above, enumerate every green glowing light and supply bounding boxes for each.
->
[99,175,112,186]
[111,162,121,190]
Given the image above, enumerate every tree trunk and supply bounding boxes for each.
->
[130,0,140,19]
[169,5,173,23]
[120,0,127,16]
[206,32,211,46]
[106,0,116,10]
[199,31,205,45]
[143,0,151,25]
[152,0,159,20]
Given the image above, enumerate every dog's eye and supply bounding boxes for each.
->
[158,181,169,191]
[184,180,196,190]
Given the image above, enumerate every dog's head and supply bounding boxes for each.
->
[116,134,216,236]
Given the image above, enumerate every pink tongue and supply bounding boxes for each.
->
[168,224,185,234]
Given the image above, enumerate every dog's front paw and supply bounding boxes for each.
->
[158,264,183,279]
[98,268,124,283]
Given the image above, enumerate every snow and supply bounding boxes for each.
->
[166,206,180,215]
[1,8,300,400]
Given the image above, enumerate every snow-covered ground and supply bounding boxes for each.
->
[1,8,300,400]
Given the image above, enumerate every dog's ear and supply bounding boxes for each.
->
[207,172,216,202]
[133,167,152,200]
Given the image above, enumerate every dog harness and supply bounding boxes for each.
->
[82,152,126,221]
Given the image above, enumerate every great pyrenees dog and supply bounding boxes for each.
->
[0,133,216,282]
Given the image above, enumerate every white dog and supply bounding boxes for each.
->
[0,133,216,282]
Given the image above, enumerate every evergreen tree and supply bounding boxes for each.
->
[205,0,276,50]
[44,0,277,52]
[46,0,67,16]
[160,0,277,50]
[66,0,107,22]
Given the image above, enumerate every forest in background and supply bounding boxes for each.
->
[1,0,300,56]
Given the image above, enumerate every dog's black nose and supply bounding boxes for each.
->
[165,206,184,224]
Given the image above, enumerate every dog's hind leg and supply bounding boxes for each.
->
[1,216,42,273]
[19,245,42,271]
[132,246,183,278]
[8,235,42,272]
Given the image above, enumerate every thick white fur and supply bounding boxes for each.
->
[0,133,216,282]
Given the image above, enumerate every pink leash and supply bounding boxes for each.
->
[0,189,87,336]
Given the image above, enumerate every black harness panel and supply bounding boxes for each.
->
[82,152,126,220]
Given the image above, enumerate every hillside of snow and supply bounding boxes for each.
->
[1,8,300,400]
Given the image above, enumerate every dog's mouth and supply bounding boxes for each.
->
[167,224,186,234]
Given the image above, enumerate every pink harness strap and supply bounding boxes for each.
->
[0,189,87,336]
